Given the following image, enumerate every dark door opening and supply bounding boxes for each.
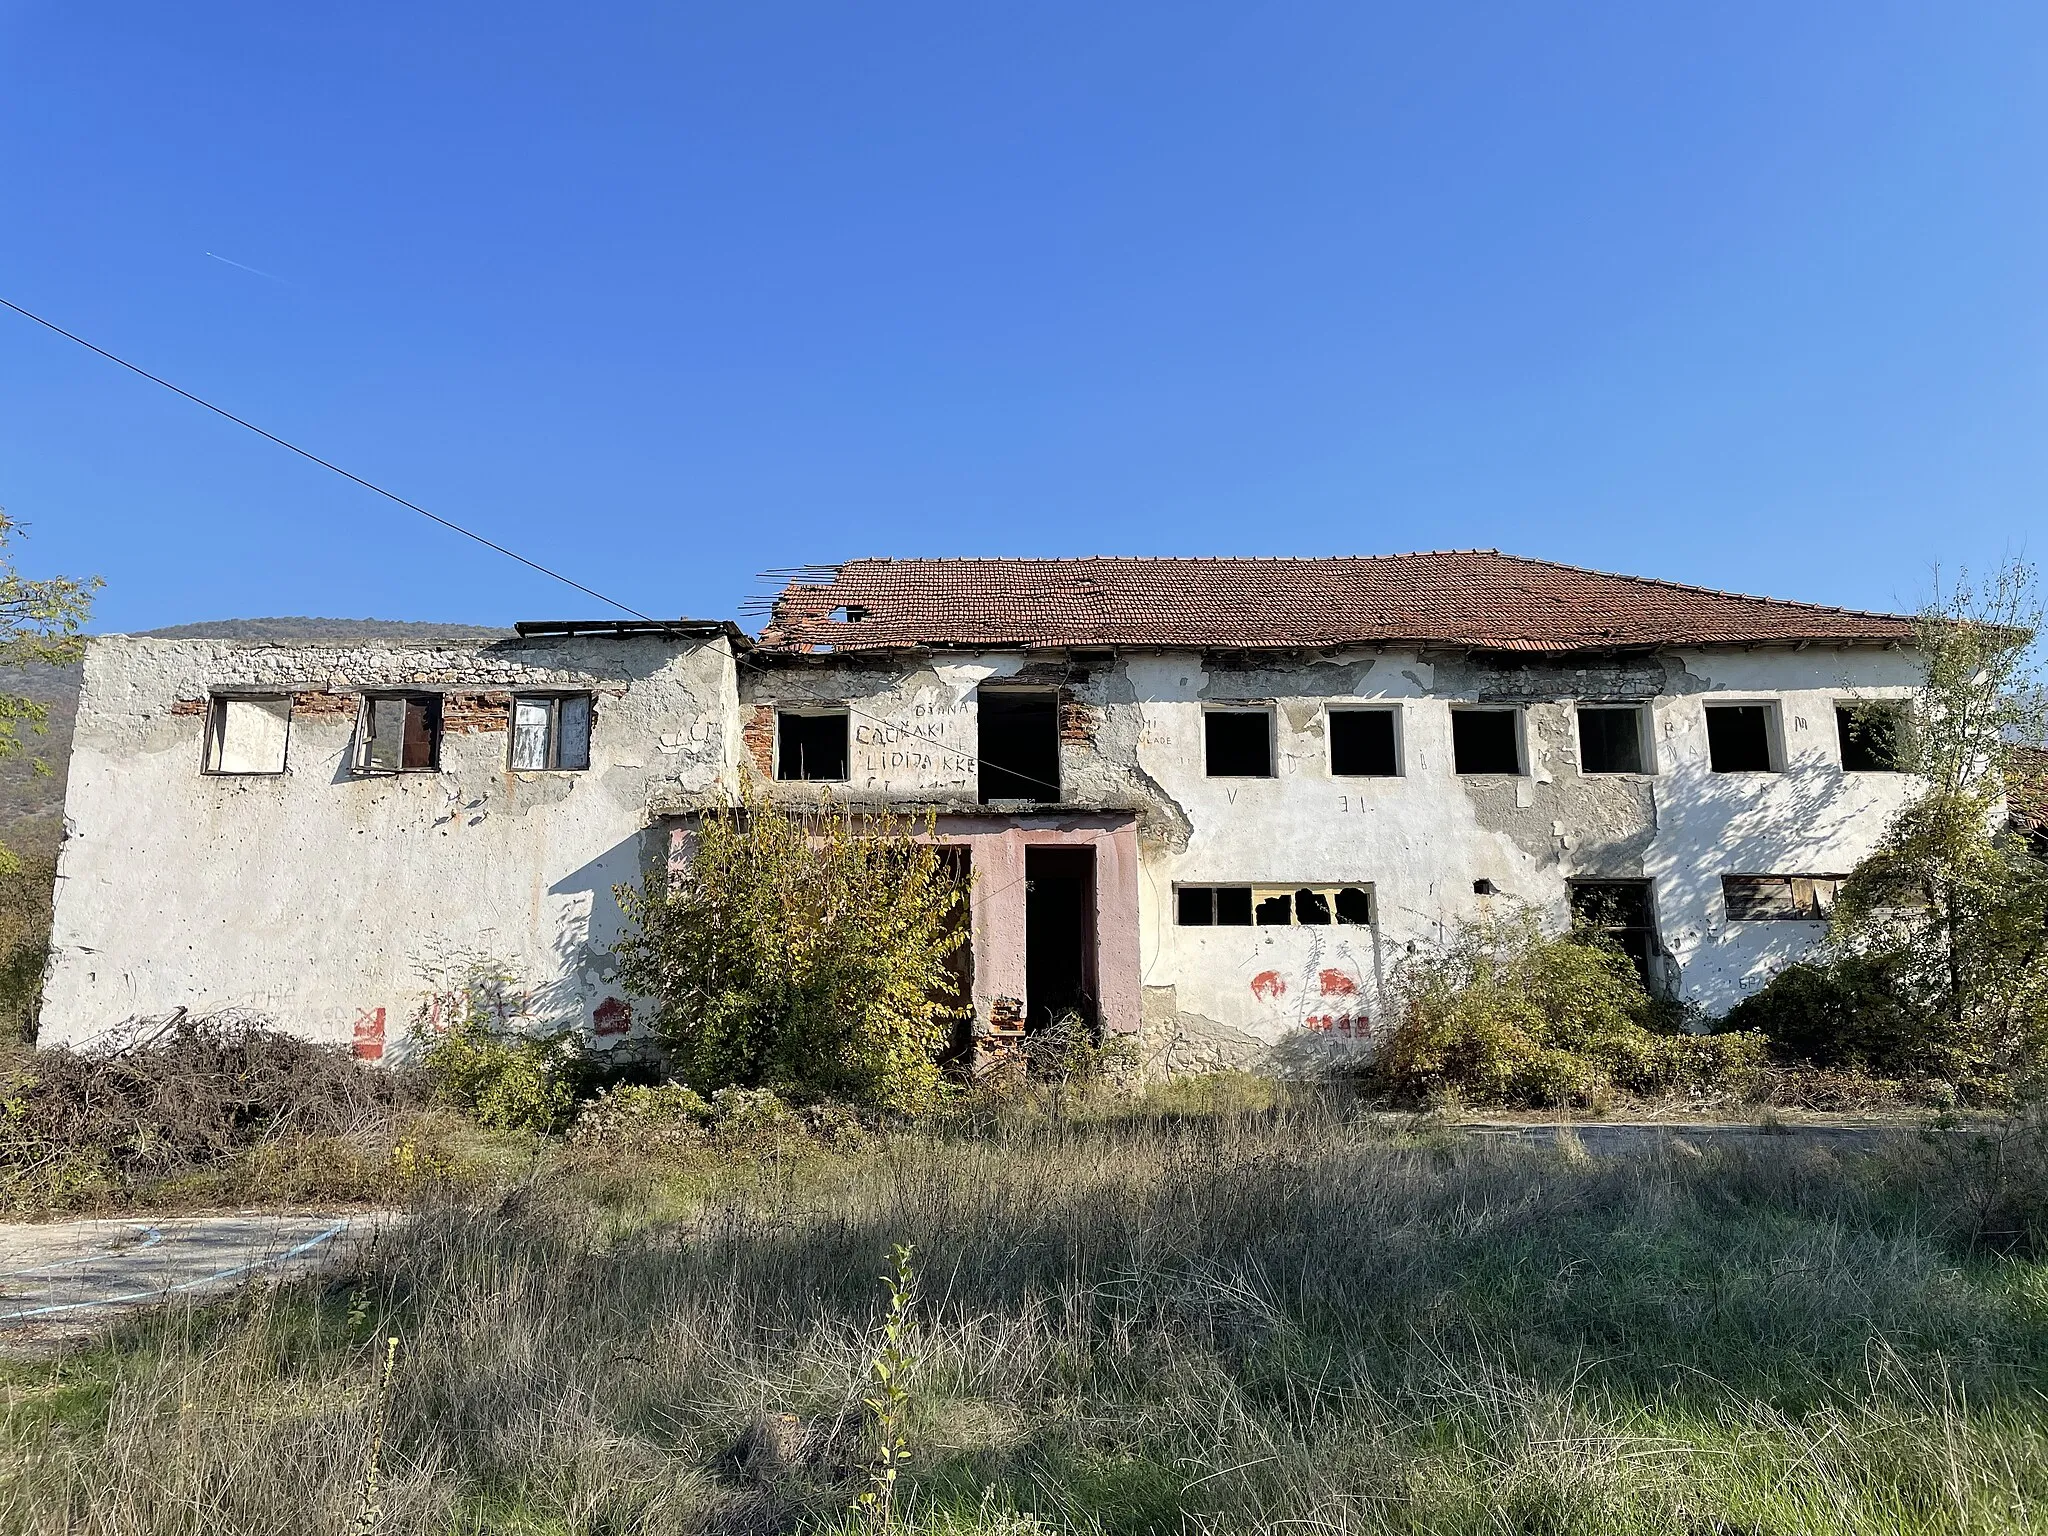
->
[1568,879,1661,991]
[979,690,1060,802]
[1026,846,1097,1031]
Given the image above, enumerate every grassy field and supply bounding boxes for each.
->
[3,1085,2047,1535]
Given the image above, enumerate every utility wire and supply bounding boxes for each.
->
[0,295,1063,796]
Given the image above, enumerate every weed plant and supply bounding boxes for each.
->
[3,1089,2047,1533]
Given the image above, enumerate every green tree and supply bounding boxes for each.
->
[613,790,970,1115]
[0,513,98,869]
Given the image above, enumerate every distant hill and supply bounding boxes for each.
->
[0,619,514,860]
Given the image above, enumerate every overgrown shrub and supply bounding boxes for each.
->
[1370,908,1766,1108]
[408,1015,587,1135]
[572,1081,713,1153]
[0,1010,418,1207]
[613,790,970,1116]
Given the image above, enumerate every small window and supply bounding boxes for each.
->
[777,709,849,781]
[1569,879,1658,988]
[1838,702,1908,772]
[1706,705,1776,773]
[358,694,442,773]
[979,689,1060,802]
[1723,874,1843,921]
[1178,885,1371,926]
[1205,709,1273,777]
[1577,706,1647,774]
[1329,708,1398,777]
[204,695,290,775]
[510,695,592,771]
[1451,708,1521,775]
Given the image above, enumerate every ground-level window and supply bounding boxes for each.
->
[204,695,290,775]
[1838,702,1909,772]
[1577,705,1648,774]
[1452,708,1522,775]
[1568,879,1659,987]
[1329,707,1399,776]
[978,688,1060,802]
[1706,704,1777,772]
[1204,708,1273,777]
[1177,884,1372,926]
[511,694,592,771]
[357,694,442,773]
[776,709,849,780]
[1722,874,1844,921]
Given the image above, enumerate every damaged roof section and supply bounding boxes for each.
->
[756,552,1918,656]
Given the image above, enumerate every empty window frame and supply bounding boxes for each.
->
[204,695,291,775]
[1837,701,1908,772]
[1205,708,1274,778]
[1706,704,1778,773]
[1176,884,1372,926]
[357,694,442,773]
[776,709,849,781]
[1577,705,1648,774]
[978,688,1060,802]
[1451,708,1522,775]
[1569,879,1660,987]
[1329,707,1399,777]
[510,694,592,771]
[1722,874,1844,921]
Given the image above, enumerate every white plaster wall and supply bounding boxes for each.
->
[43,634,740,1051]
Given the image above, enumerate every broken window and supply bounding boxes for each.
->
[1838,702,1908,772]
[1178,885,1371,926]
[204,695,290,775]
[776,709,849,781]
[357,694,442,773]
[1706,704,1777,773]
[978,689,1060,802]
[1722,874,1843,921]
[1568,879,1659,988]
[1451,708,1521,775]
[1577,706,1647,774]
[510,694,592,771]
[1329,708,1398,776]
[1205,709,1273,777]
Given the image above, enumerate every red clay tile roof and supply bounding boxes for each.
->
[756,552,1917,655]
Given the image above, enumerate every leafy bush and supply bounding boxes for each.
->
[613,790,970,1116]
[409,1014,587,1134]
[571,1081,712,1153]
[1719,956,1941,1078]
[1370,908,1765,1108]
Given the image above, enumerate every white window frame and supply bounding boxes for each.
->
[1575,702,1655,776]
[202,693,292,776]
[1326,704,1404,778]
[1202,705,1277,779]
[1449,705,1526,777]
[510,693,593,772]
[1703,700,1784,774]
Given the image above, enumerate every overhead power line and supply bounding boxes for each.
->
[0,296,1062,796]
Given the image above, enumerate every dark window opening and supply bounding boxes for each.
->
[1578,706,1646,774]
[1255,892,1292,925]
[1205,710,1273,777]
[1026,846,1096,1032]
[1334,887,1373,924]
[1706,705,1775,773]
[978,689,1060,802]
[511,694,592,771]
[1330,709,1398,776]
[1569,879,1659,989]
[777,710,848,781]
[1452,709,1521,775]
[359,694,441,773]
[1838,703,1907,772]
[1723,874,1843,921]
[1179,886,1370,927]
[1294,889,1331,925]
[1473,878,1496,896]
[1216,887,1253,925]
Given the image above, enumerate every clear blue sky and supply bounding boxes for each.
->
[2,3,2043,633]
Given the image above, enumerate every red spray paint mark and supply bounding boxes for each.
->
[593,996,631,1037]
[1305,1013,1371,1040]
[1317,969,1358,996]
[352,1007,386,1061]
[1251,970,1287,1002]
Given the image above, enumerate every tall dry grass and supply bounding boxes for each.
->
[3,1092,2047,1534]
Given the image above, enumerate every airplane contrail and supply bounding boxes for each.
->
[204,252,290,284]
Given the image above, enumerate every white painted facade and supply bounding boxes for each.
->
[44,622,1923,1071]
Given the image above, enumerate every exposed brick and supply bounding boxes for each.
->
[442,691,512,734]
[291,690,357,718]
[170,697,207,717]
[1059,698,1098,745]
[743,704,775,776]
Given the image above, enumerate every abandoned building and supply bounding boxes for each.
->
[41,551,1931,1071]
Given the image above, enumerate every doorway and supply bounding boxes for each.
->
[1568,879,1661,991]
[1026,846,1097,1030]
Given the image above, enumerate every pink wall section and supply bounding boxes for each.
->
[929,813,1142,1038]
